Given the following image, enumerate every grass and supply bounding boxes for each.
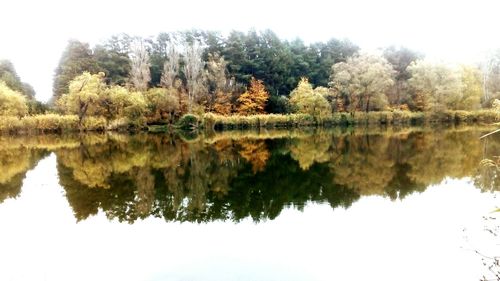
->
[2,109,500,134]
[0,114,108,134]
[202,110,500,131]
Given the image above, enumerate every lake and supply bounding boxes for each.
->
[0,126,498,281]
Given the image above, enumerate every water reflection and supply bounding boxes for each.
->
[1,126,499,223]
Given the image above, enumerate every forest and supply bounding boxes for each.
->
[3,29,500,132]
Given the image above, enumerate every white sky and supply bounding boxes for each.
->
[1,0,500,101]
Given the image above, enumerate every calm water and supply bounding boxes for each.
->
[0,126,498,281]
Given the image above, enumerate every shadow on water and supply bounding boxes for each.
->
[0,125,499,224]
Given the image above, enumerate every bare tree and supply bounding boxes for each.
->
[160,45,180,89]
[183,41,206,112]
[129,38,151,91]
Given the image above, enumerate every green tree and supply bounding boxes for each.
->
[93,45,131,86]
[314,39,359,87]
[53,40,99,102]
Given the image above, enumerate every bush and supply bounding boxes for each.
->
[177,114,200,130]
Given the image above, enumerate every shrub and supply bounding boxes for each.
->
[177,114,200,130]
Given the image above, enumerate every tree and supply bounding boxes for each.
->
[289,78,330,118]
[183,40,206,112]
[148,32,173,86]
[93,45,131,86]
[0,60,35,99]
[145,87,180,122]
[205,53,231,112]
[160,45,180,89]
[407,60,462,112]
[481,50,500,107]
[213,91,233,115]
[237,77,269,115]
[314,38,359,87]
[129,38,151,91]
[458,65,482,110]
[330,53,395,113]
[383,46,422,107]
[58,72,106,124]
[0,81,28,117]
[53,40,99,102]
[99,85,147,122]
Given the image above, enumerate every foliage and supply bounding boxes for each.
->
[237,77,269,115]
[0,81,28,117]
[458,65,482,110]
[57,72,106,124]
[289,78,330,118]
[145,87,181,122]
[383,46,422,106]
[408,60,462,112]
[177,114,200,130]
[330,53,395,113]
[53,40,100,101]
[0,60,36,99]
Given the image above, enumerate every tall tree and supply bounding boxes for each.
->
[53,40,99,102]
[160,45,180,89]
[204,53,230,112]
[93,45,131,86]
[183,41,206,112]
[315,39,359,87]
[383,46,422,107]
[129,38,151,91]
[481,50,500,107]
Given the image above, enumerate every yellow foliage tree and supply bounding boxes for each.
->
[57,72,106,124]
[236,77,269,115]
[289,78,330,118]
[0,81,28,117]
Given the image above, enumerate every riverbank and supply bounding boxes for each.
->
[1,110,500,134]
[203,110,500,130]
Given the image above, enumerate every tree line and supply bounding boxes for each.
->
[3,30,500,126]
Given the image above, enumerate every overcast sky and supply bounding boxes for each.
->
[1,0,500,101]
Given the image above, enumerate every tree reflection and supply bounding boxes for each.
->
[0,126,498,223]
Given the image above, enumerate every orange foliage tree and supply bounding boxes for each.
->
[236,77,269,115]
[213,91,233,115]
